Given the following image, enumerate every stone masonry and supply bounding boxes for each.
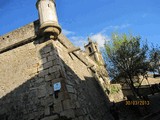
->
[0,20,113,120]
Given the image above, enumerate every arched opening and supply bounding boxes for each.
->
[88,47,92,53]
[95,45,98,51]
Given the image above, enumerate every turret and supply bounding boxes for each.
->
[36,0,61,39]
[84,38,104,65]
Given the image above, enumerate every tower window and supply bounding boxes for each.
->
[95,45,98,51]
[88,47,92,53]
[48,4,50,7]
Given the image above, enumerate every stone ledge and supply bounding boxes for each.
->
[0,20,39,53]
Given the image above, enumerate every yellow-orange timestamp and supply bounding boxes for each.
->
[125,100,150,106]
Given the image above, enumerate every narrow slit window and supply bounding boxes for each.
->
[88,47,92,53]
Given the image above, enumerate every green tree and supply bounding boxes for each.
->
[149,45,160,75]
[104,33,149,97]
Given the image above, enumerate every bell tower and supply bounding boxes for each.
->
[36,0,61,39]
[84,38,105,65]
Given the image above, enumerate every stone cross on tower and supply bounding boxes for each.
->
[36,0,61,39]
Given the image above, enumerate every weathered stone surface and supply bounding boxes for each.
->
[43,61,53,69]
[44,46,52,54]
[45,74,55,81]
[42,58,47,64]
[42,53,50,58]
[75,108,84,116]
[63,99,75,110]
[44,106,50,116]
[35,77,45,84]
[46,86,54,95]
[38,85,47,98]
[54,102,63,113]
[38,69,49,77]
[41,96,54,106]
[0,21,38,53]
[78,116,84,120]
[75,101,80,108]
[60,109,75,118]
[49,66,58,73]
[48,55,55,61]
[54,71,61,78]
[41,115,59,120]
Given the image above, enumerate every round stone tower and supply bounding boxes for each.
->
[36,0,61,39]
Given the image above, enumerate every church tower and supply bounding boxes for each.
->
[84,38,105,65]
[36,0,61,39]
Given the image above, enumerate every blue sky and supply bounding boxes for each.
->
[0,0,160,48]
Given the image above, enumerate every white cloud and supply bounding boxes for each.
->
[102,24,130,32]
[62,29,75,36]
[69,36,87,49]
[68,33,110,49]
[90,33,110,48]
[63,24,130,49]
[62,28,112,49]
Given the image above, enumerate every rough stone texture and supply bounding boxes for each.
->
[0,20,39,53]
[0,21,113,120]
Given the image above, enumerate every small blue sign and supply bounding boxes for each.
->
[53,82,61,91]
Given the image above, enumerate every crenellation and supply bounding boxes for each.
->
[0,21,39,53]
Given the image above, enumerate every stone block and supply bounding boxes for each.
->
[43,61,53,69]
[46,86,54,95]
[42,53,50,58]
[49,50,58,56]
[75,101,80,108]
[41,115,59,120]
[38,85,46,98]
[53,59,60,65]
[60,109,75,118]
[75,108,84,116]
[72,118,79,120]
[44,46,52,53]
[78,116,84,120]
[28,113,35,120]
[50,51,55,55]
[45,74,54,81]
[62,99,75,110]
[42,58,47,64]
[66,79,74,86]
[47,55,55,61]
[83,108,87,115]
[44,106,50,116]
[46,96,54,105]
[35,77,44,83]
[54,71,61,78]
[41,96,54,106]
[54,102,63,113]
[49,66,57,73]
[38,69,49,77]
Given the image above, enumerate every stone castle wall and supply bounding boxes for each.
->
[0,21,113,120]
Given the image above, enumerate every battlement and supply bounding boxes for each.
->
[0,20,39,53]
